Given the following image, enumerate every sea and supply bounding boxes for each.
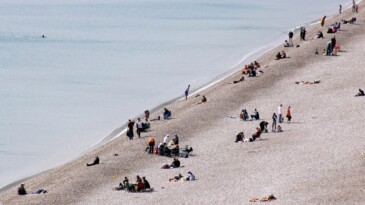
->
[0,0,355,189]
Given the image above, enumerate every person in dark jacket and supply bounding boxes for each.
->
[143,177,151,189]
[87,156,99,166]
[18,184,27,195]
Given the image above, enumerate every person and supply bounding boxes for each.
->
[339,4,342,14]
[235,132,244,143]
[147,137,155,154]
[136,118,143,138]
[158,143,165,156]
[276,52,282,60]
[356,4,359,13]
[123,177,129,187]
[283,40,290,47]
[320,15,326,27]
[240,109,249,121]
[18,184,27,195]
[352,0,356,12]
[281,51,286,58]
[272,113,277,132]
[355,88,365,96]
[142,177,151,189]
[31,188,47,194]
[170,158,181,168]
[163,134,170,144]
[315,49,319,55]
[278,104,283,123]
[127,119,135,140]
[228,76,244,84]
[136,175,144,192]
[316,31,323,39]
[286,106,292,122]
[331,36,336,52]
[277,125,283,132]
[144,110,150,121]
[252,127,262,141]
[198,95,207,104]
[300,27,306,40]
[87,156,100,166]
[326,41,332,56]
[186,171,196,181]
[250,109,260,120]
[169,174,184,182]
[42,35,46,38]
[185,84,190,100]
[173,134,179,145]
[163,108,171,119]
[259,121,269,133]
[288,31,294,46]
[333,43,340,55]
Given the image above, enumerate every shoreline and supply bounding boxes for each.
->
[0,0,359,192]
[1,1,365,204]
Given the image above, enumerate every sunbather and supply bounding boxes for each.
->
[355,88,365,96]
[87,156,99,166]
[169,174,184,182]
[18,184,27,195]
[235,132,244,143]
[197,95,207,104]
[250,109,260,120]
[186,171,196,181]
[228,76,244,84]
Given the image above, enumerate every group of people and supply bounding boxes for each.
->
[325,36,340,56]
[116,176,151,192]
[240,109,260,121]
[235,126,262,143]
[241,61,262,77]
[276,51,287,60]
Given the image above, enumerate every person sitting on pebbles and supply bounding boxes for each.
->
[197,95,207,104]
[355,88,365,97]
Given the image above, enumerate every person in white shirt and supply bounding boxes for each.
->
[136,118,143,138]
[163,134,170,144]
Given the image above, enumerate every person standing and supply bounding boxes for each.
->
[320,16,326,27]
[288,31,294,46]
[339,4,342,14]
[331,36,336,52]
[286,106,292,122]
[144,110,150,121]
[272,113,277,132]
[127,119,135,140]
[136,118,143,138]
[300,27,306,41]
[352,0,356,12]
[185,84,190,100]
[278,104,283,123]
[147,137,155,154]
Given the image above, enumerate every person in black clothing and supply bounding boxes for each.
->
[355,88,365,96]
[331,36,336,51]
[259,121,269,133]
[143,177,151,189]
[173,135,179,145]
[87,156,99,166]
[170,158,181,168]
[235,132,244,143]
[300,27,306,40]
[288,31,294,46]
[18,184,27,195]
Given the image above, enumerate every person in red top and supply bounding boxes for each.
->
[286,106,292,122]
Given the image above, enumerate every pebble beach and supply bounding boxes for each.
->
[1,2,365,205]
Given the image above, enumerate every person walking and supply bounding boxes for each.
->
[185,84,190,100]
[339,4,342,14]
[272,113,277,132]
[286,106,292,122]
[127,119,135,140]
[300,27,306,41]
[288,31,294,46]
[278,104,283,123]
[320,16,326,27]
[136,118,143,138]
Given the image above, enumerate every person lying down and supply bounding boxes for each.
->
[295,80,320,84]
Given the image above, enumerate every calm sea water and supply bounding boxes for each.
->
[0,0,353,188]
